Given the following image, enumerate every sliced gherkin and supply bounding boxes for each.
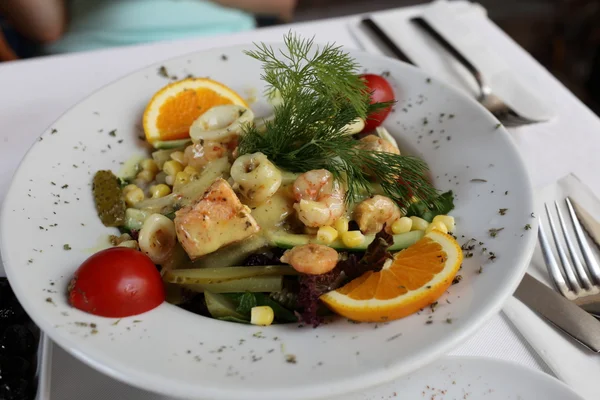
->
[92,170,126,227]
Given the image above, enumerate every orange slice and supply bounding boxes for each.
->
[143,78,248,144]
[320,230,463,322]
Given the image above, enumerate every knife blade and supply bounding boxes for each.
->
[514,273,600,353]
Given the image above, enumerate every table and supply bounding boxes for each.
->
[1,3,598,399]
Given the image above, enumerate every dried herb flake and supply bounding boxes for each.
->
[488,228,504,238]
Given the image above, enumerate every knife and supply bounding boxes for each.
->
[360,18,415,65]
[514,273,600,353]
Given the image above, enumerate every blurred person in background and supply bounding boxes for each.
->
[0,0,296,60]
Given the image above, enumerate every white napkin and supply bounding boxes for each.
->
[502,174,600,400]
[349,0,554,122]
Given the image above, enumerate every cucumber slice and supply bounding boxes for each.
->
[153,139,192,150]
[163,265,298,285]
[191,236,268,269]
[124,208,150,231]
[267,230,424,252]
[204,291,248,320]
[182,276,283,293]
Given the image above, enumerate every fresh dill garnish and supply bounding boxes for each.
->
[239,33,438,206]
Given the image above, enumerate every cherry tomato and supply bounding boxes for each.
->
[361,74,395,132]
[68,247,165,318]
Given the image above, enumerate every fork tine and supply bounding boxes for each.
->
[553,202,593,290]
[496,111,537,127]
[494,114,525,128]
[566,197,600,284]
[552,201,594,291]
[538,217,571,297]
[545,204,583,292]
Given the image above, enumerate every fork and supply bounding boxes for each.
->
[410,17,537,127]
[538,197,600,317]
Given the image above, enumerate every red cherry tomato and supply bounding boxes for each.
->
[68,247,165,318]
[361,74,395,132]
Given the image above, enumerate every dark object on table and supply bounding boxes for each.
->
[0,377,30,400]
[0,279,26,325]
[0,278,38,400]
[0,325,36,356]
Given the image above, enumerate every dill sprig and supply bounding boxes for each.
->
[239,33,439,207]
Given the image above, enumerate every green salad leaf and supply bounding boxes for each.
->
[236,292,258,315]
[255,294,298,323]
[406,190,455,222]
[222,292,298,324]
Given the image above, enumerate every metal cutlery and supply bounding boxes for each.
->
[512,196,600,353]
[410,17,537,127]
[514,273,600,353]
[360,16,537,127]
[361,18,414,65]
[570,197,600,250]
[539,197,600,317]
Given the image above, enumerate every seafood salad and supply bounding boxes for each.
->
[68,34,462,327]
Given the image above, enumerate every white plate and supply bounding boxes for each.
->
[340,356,585,400]
[0,42,537,400]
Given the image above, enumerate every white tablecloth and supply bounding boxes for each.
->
[2,3,598,399]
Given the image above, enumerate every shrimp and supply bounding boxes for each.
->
[280,244,339,275]
[359,135,400,155]
[183,141,228,171]
[292,169,345,227]
[354,195,401,234]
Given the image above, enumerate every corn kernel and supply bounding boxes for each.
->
[432,215,455,232]
[122,184,139,195]
[140,159,159,175]
[410,216,429,231]
[136,169,155,183]
[183,165,198,177]
[391,217,413,235]
[426,220,448,234]
[251,306,274,326]
[150,183,171,199]
[125,187,145,207]
[163,160,183,176]
[334,216,350,234]
[317,226,338,244]
[165,175,175,186]
[170,151,186,165]
[173,171,191,191]
[341,231,365,248]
